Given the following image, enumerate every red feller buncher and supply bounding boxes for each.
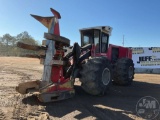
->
[16,8,135,102]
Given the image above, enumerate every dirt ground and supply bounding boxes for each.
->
[0,57,160,120]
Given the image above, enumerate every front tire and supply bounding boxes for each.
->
[79,57,112,95]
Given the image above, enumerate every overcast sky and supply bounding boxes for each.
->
[0,0,160,47]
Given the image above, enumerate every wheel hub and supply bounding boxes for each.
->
[102,68,111,85]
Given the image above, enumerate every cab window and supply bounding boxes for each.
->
[81,30,93,46]
[94,30,100,53]
[101,33,109,53]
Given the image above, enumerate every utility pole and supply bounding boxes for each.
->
[122,35,124,46]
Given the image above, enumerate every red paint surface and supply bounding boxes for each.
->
[53,22,60,35]
[47,78,73,93]
[51,66,65,83]
[91,44,132,60]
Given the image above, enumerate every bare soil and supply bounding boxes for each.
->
[0,57,160,120]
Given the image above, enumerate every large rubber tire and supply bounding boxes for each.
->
[79,57,112,95]
[113,58,135,85]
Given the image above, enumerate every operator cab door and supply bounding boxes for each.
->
[81,29,109,56]
[94,30,109,55]
[81,29,100,55]
[81,30,94,46]
[101,32,109,54]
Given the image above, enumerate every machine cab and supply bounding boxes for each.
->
[80,26,112,54]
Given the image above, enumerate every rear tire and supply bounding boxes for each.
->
[113,58,135,85]
[79,57,112,95]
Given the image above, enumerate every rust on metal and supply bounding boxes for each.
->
[37,90,75,102]
[17,42,47,51]
[24,54,39,58]
[44,33,70,46]
[16,80,41,94]
[50,8,61,19]
[30,8,61,29]
[17,42,46,58]
[16,8,75,102]
[30,14,54,29]
[24,54,45,59]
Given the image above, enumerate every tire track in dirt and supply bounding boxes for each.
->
[12,94,49,120]
[23,95,48,120]
[0,58,48,119]
[5,68,32,81]
[27,110,49,120]
[0,62,15,72]
[3,65,45,119]
[12,94,26,119]
[74,86,137,120]
[0,109,6,120]
[9,68,42,83]
[12,94,37,119]
[75,92,109,120]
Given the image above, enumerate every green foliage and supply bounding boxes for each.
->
[0,31,39,56]
[16,31,38,45]
[1,34,14,46]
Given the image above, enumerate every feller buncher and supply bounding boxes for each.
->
[16,8,135,102]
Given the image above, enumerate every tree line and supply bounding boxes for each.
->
[0,31,39,56]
